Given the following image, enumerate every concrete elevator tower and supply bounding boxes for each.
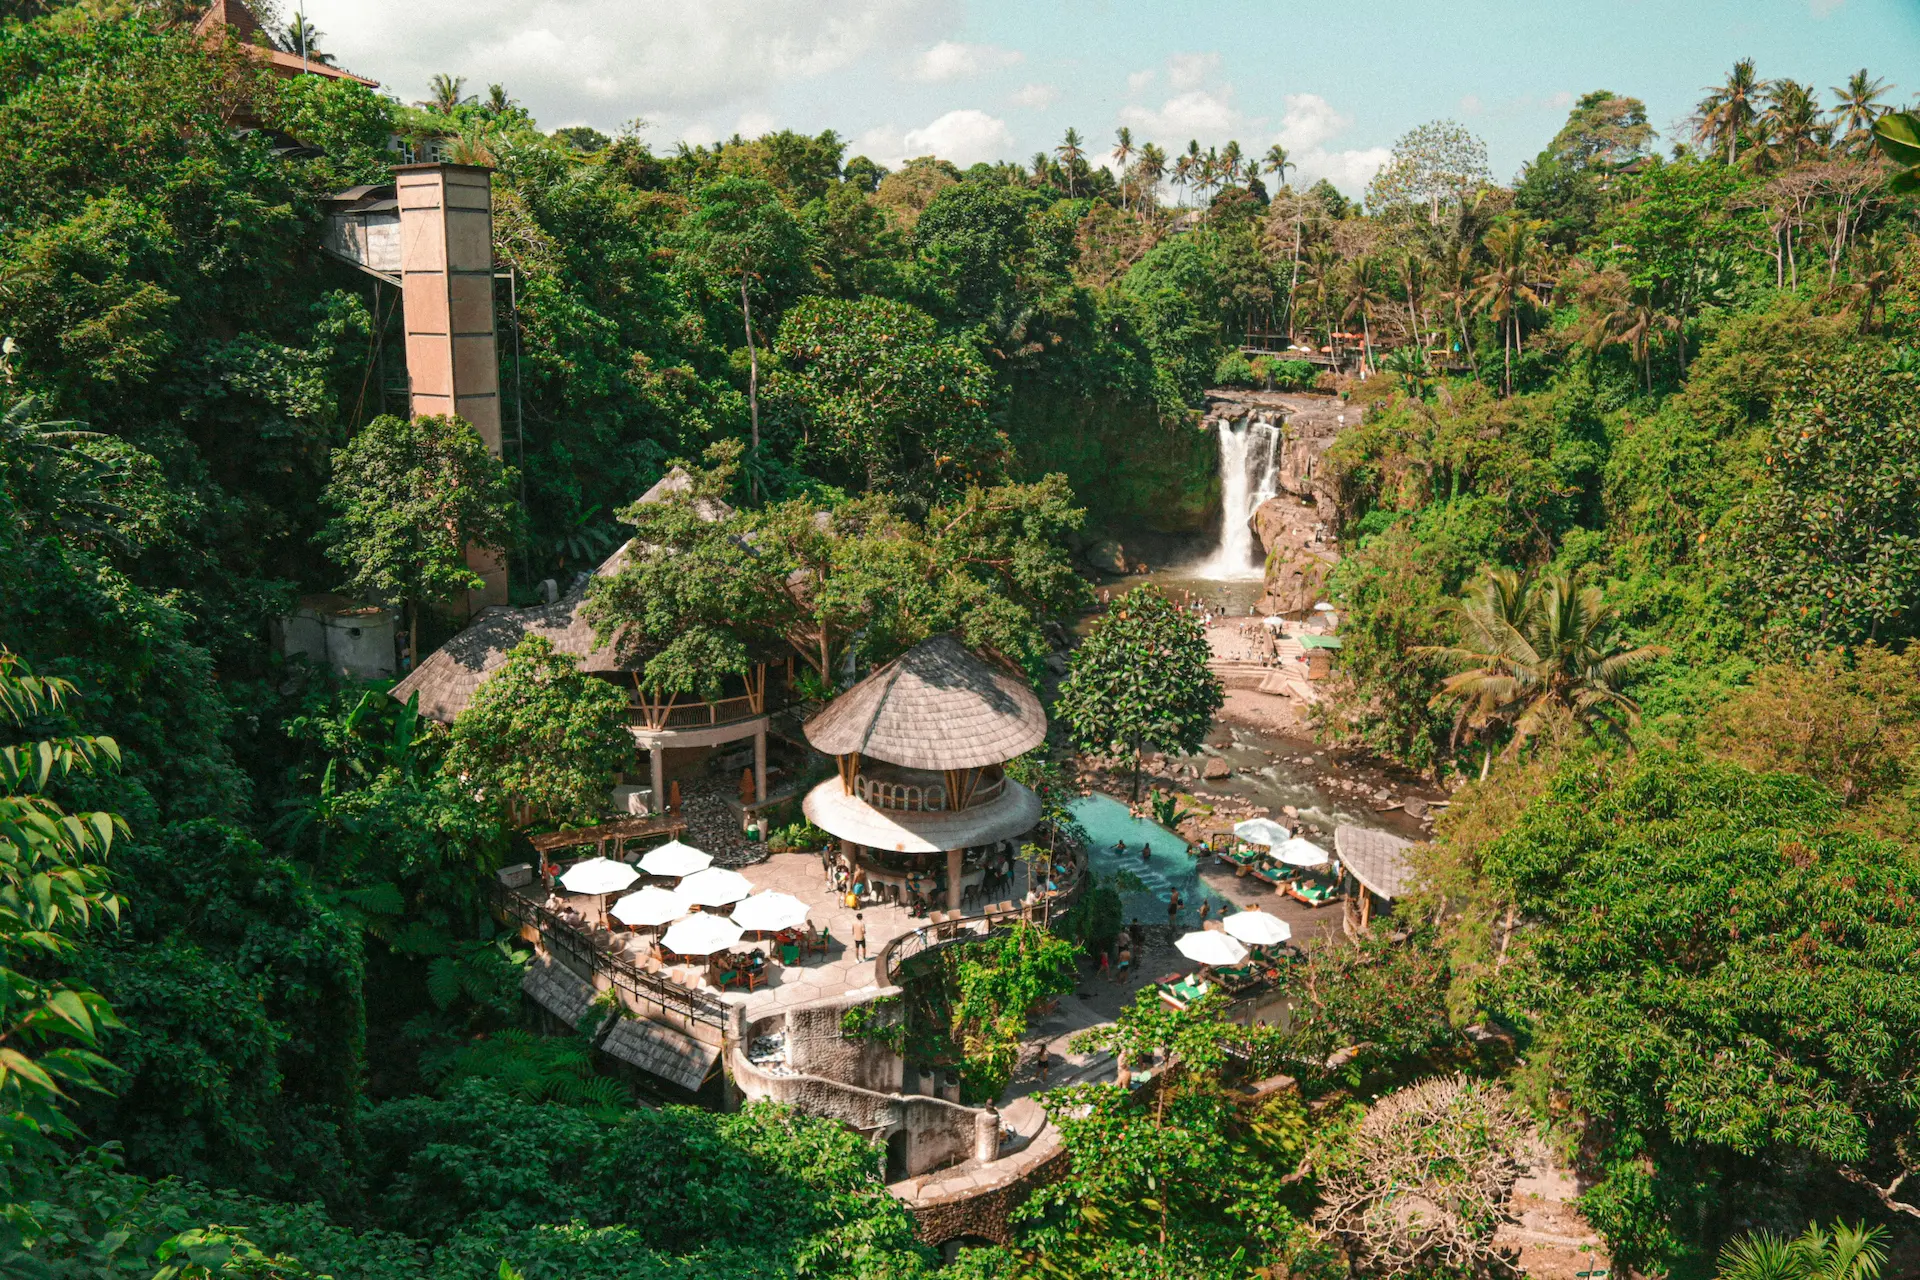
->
[325,163,509,612]
[395,163,508,610]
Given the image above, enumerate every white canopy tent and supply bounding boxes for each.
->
[610,886,686,928]
[638,840,713,878]
[1233,818,1292,848]
[731,891,810,933]
[559,857,640,896]
[661,914,744,957]
[1175,930,1249,967]
[1223,911,1292,946]
[676,866,754,907]
[1275,837,1331,868]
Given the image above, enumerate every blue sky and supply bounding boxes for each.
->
[307,0,1920,194]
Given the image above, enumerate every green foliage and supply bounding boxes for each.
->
[1727,350,1920,650]
[586,445,1087,686]
[444,636,631,828]
[318,414,520,642]
[1018,994,1317,1276]
[903,922,1079,1103]
[839,996,906,1054]
[1717,1221,1887,1280]
[1483,751,1920,1272]
[773,295,1005,506]
[1056,587,1223,798]
[0,650,125,1189]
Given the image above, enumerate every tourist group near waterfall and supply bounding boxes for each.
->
[4,2,1920,1276]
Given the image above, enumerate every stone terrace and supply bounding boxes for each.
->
[550,849,1037,1021]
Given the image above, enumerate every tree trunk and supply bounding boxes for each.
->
[1286,224,1303,338]
[408,599,420,676]
[740,279,761,501]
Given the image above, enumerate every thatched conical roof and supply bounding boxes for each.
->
[803,635,1045,770]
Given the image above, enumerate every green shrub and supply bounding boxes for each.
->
[1213,350,1257,387]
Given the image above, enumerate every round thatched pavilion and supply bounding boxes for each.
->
[802,636,1046,912]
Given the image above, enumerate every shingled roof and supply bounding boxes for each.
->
[599,1017,719,1092]
[803,635,1046,770]
[1335,825,1418,901]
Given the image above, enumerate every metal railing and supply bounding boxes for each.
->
[491,882,729,1028]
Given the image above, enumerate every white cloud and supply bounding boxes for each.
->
[308,0,943,141]
[1272,94,1389,196]
[1459,93,1484,115]
[857,109,1014,167]
[1121,89,1239,140]
[910,39,1021,82]
[1010,82,1059,109]
[735,109,778,137]
[1166,51,1220,91]
[1126,68,1156,94]
[1547,89,1576,111]
[1273,92,1347,151]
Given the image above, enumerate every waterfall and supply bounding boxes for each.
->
[1195,413,1282,580]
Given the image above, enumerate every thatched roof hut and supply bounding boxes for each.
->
[803,635,1045,770]
[390,467,730,723]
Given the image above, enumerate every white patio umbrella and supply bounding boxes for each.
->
[1224,911,1292,946]
[1175,930,1250,967]
[610,886,686,928]
[559,857,640,896]
[639,839,712,878]
[731,891,810,933]
[1262,614,1287,628]
[661,913,744,957]
[1233,818,1292,848]
[676,866,754,907]
[1276,837,1331,867]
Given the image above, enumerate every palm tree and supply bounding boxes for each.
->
[1470,220,1545,396]
[1717,1222,1886,1280]
[1437,244,1480,375]
[484,83,514,117]
[1171,154,1192,206]
[1137,142,1167,212]
[422,74,474,115]
[280,11,335,66]
[1111,126,1135,210]
[1265,144,1294,188]
[1572,267,1672,390]
[1031,152,1052,186]
[1696,59,1766,164]
[1417,570,1666,768]
[1764,79,1827,163]
[1831,69,1893,155]
[1397,248,1431,352]
[1056,127,1085,196]
[1221,140,1243,187]
[1341,256,1389,373]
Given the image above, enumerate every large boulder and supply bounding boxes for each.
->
[1257,543,1340,616]
[1083,538,1128,575]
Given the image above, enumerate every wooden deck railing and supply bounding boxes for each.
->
[491,882,729,1028]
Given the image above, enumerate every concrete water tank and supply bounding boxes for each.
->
[279,595,397,681]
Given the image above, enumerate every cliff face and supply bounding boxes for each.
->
[1200,391,1350,615]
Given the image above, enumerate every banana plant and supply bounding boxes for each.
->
[1872,112,1920,193]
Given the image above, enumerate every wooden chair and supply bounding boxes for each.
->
[779,942,801,966]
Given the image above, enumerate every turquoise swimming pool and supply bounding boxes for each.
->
[1067,792,1234,931]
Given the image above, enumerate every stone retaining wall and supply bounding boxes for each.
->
[891,1124,1072,1247]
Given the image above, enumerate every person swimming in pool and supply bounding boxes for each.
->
[1141,843,1152,863]
[1114,839,1127,855]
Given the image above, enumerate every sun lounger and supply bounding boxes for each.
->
[1286,879,1343,907]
